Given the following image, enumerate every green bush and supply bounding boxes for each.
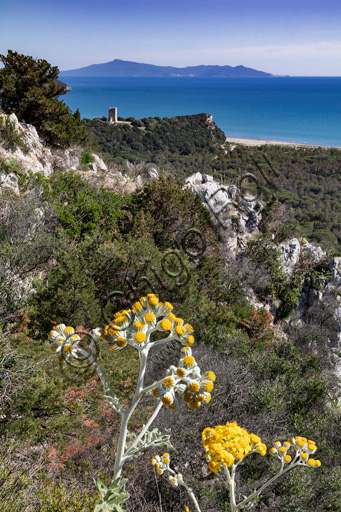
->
[0,51,90,148]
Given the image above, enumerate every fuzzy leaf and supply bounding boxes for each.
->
[94,477,130,512]
[125,427,173,459]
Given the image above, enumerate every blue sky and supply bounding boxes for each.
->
[1,0,341,75]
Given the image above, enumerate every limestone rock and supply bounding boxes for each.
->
[0,171,20,196]
[144,167,159,181]
[185,173,262,245]
[88,154,108,173]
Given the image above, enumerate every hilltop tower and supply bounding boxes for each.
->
[108,107,118,124]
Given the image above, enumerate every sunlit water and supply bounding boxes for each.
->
[60,76,341,146]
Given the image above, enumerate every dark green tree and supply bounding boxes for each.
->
[0,50,89,147]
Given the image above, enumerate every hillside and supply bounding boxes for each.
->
[60,58,272,77]
[83,114,341,253]
[1,51,340,512]
[0,110,340,512]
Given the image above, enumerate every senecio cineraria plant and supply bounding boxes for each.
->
[153,421,321,511]
[48,294,216,512]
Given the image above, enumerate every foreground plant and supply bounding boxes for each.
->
[154,421,321,511]
[48,294,215,512]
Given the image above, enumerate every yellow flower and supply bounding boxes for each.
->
[183,393,193,403]
[176,325,186,336]
[186,335,195,346]
[116,337,126,348]
[164,376,175,388]
[132,301,143,312]
[185,323,194,332]
[164,301,173,310]
[188,381,200,393]
[64,345,72,354]
[115,315,127,325]
[144,312,155,323]
[176,368,187,378]
[160,319,172,331]
[135,332,146,344]
[183,356,195,367]
[204,381,214,392]
[134,321,145,329]
[161,393,173,406]
[149,297,159,306]
[284,455,292,463]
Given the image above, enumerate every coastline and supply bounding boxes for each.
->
[226,137,341,150]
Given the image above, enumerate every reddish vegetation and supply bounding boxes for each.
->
[240,308,280,346]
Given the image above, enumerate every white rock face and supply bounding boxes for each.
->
[133,175,143,185]
[0,114,113,193]
[0,172,20,196]
[186,171,341,380]
[185,172,262,250]
[278,238,301,274]
[53,148,80,172]
[144,167,159,181]
[133,167,159,183]
[88,154,107,173]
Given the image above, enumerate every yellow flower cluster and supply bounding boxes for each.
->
[150,453,170,475]
[270,436,321,467]
[94,295,195,352]
[48,324,81,362]
[151,453,184,488]
[202,421,267,473]
[151,347,215,410]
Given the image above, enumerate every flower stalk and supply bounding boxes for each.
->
[48,294,215,511]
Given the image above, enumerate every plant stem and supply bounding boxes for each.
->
[113,347,150,479]
[125,401,163,457]
[236,459,302,510]
[223,464,237,512]
[77,347,123,414]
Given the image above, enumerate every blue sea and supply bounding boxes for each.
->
[60,76,341,147]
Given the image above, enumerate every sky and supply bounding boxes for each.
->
[1,0,341,76]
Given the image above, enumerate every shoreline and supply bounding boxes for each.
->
[225,137,341,150]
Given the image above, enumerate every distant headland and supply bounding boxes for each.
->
[60,59,272,77]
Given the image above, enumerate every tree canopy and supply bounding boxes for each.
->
[0,50,89,147]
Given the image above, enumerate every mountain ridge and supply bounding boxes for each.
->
[60,58,272,77]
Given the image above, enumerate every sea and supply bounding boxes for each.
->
[60,76,341,147]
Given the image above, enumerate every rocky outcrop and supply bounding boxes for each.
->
[0,114,161,196]
[186,171,341,379]
[185,171,262,252]
[0,171,20,196]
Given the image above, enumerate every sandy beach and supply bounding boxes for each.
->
[225,137,341,149]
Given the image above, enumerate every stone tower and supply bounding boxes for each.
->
[108,107,118,124]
